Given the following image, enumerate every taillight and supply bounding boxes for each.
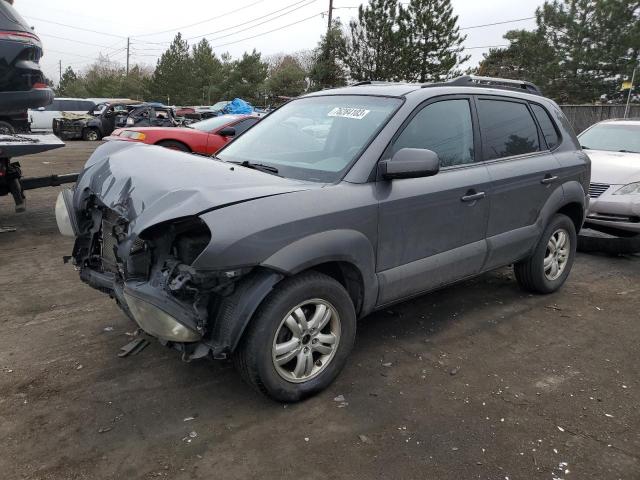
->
[33,82,49,90]
[0,30,40,45]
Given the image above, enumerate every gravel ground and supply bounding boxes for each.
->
[1,141,639,480]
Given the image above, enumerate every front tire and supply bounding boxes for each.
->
[515,213,577,294]
[82,128,100,141]
[233,272,356,402]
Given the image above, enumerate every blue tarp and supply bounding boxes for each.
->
[222,98,254,115]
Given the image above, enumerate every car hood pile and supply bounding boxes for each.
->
[587,149,640,185]
[75,141,313,234]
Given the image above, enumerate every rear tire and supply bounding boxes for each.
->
[515,213,577,294]
[156,140,190,152]
[0,121,15,135]
[233,272,356,402]
[82,128,100,141]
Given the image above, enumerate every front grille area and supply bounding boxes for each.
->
[589,183,610,198]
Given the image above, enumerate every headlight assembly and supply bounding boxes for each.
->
[613,182,640,195]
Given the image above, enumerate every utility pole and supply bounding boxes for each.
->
[58,59,62,84]
[126,37,130,76]
[624,67,636,119]
[327,0,334,30]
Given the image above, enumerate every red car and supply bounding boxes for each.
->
[106,114,260,155]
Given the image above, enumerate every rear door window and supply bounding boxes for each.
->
[392,99,475,167]
[531,104,560,150]
[477,99,540,160]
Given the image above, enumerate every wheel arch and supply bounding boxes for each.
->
[155,139,192,152]
[260,229,378,317]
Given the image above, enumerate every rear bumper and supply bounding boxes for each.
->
[0,87,53,111]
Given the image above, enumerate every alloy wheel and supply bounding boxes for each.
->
[271,299,341,383]
[544,228,570,281]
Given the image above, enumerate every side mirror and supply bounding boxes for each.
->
[218,126,236,137]
[379,148,440,180]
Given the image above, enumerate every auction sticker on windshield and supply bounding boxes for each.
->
[328,107,370,120]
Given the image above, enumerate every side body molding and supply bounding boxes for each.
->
[261,229,379,316]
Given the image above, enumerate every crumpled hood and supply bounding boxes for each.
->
[587,149,640,185]
[74,141,314,234]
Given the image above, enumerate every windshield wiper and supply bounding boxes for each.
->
[580,145,590,149]
[618,149,639,153]
[229,160,280,175]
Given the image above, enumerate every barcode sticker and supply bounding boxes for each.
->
[328,107,370,120]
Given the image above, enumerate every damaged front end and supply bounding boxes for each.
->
[69,196,256,358]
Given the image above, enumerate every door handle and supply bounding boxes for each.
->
[461,191,486,203]
[541,175,559,184]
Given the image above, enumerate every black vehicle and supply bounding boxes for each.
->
[122,103,177,129]
[53,102,176,141]
[0,0,66,214]
[58,76,590,401]
[0,0,53,133]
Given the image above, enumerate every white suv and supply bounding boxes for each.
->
[29,98,96,133]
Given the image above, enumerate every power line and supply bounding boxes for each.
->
[25,16,127,39]
[186,0,317,41]
[38,33,125,50]
[210,11,325,49]
[460,17,536,30]
[132,0,265,38]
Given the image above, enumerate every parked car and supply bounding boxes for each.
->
[57,76,589,402]
[0,0,53,133]
[28,98,96,133]
[52,101,141,141]
[106,114,260,154]
[579,119,640,236]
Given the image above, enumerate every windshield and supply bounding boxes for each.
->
[579,124,640,153]
[190,115,241,132]
[217,95,402,182]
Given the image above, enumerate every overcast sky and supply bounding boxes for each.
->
[16,0,544,83]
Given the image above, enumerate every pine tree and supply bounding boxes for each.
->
[148,33,193,104]
[537,0,640,102]
[397,0,469,83]
[56,66,86,97]
[266,54,307,100]
[309,19,348,90]
[221,50,268,105]
[477,30,559,90]
[192,39,223,105]
[342,0,401,81]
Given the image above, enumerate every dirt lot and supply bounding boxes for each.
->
[1,142,639,480]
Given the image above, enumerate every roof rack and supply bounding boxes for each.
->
[349,80,397,87]
[423,75,542,96]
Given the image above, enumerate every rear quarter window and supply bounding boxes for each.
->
[531,103,560,150]
[477,99,540,160]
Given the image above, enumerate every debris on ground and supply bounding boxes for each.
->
[358,434,373,444]
[98,426,112,434]
[118,338,150,358]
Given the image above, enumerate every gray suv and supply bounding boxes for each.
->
[57,76,590,402]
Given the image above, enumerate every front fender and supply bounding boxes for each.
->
[261,229,378,316]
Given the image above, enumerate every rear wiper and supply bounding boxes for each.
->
[229,160,280,175]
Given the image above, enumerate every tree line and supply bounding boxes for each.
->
[56,0,639,106]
